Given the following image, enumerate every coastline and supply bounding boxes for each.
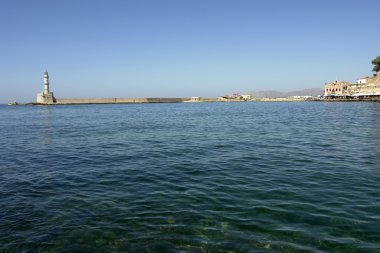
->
[20,97,380,105]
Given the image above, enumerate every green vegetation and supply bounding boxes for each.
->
[372,55,380,73]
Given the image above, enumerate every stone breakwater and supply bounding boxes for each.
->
[32,97,224,105]
[27,97,380,105]
[54,98,188,104]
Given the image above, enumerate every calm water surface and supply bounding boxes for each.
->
[0,102,380,252]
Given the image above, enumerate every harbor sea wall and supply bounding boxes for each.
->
[55,98,187,104]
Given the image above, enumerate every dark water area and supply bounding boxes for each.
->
[1,102,380,252]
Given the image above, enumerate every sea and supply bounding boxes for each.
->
[0,102,379,253]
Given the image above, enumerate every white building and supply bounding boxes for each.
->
[357,77,371,84]
[241,94,252,100]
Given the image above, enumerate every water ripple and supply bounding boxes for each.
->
[1,103,380,252]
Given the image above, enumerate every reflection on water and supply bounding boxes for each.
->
[40,106,54,147]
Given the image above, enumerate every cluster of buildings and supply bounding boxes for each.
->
[324,71,380,99]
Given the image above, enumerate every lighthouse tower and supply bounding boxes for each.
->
[43,71,50,94]
[36,70,56,104]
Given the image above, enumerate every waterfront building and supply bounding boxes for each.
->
[189,97,201,102]
[241,94,252,100]
[324,81,350,97]
[217,94,248,101]
[36,71,56,104]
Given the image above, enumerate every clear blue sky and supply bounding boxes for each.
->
[0,0,378,103]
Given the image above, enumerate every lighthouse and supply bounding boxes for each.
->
[43,71,50,95]
[36,70,56,104]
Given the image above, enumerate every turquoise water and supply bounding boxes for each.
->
[0,102,379,252]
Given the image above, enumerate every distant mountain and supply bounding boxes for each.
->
[248,88,324,98]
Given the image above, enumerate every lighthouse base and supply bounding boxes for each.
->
[36,92,56,104]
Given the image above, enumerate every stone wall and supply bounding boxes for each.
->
[55,98,187,104]
[346,73,380,95]
[371,72,380,84]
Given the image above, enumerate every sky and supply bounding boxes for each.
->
[0,0,379,103]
